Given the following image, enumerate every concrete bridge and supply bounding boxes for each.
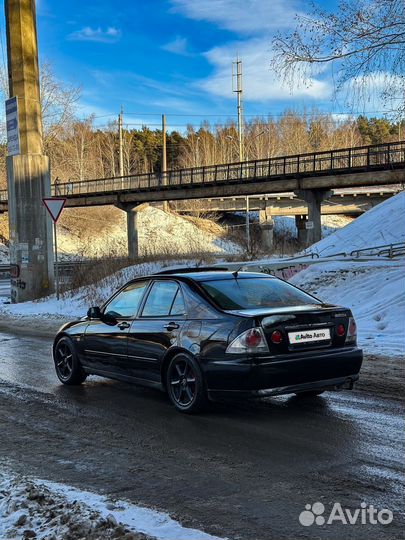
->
[0,140,404,254]
[172,187,397,215]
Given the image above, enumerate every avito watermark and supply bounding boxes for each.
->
[299,502,393,526]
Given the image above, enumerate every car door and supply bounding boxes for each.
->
[82,280,150,375]
[127,280,187,382]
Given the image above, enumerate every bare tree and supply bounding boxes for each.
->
[273,0,405,116]
[0,61,80,140]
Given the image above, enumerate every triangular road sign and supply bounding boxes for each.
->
[42,198,66,223]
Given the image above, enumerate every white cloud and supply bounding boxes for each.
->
[197,38,331,103]
[68,26,121,43]
[338,72,405,116]
[162,36,191,56]
[169,0,302,32]
[169,0,329,103]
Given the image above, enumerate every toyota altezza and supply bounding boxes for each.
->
[53,269,363,413]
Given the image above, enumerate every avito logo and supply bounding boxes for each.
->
[299,502,393,526]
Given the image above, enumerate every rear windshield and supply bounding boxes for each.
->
[200,277,321,310]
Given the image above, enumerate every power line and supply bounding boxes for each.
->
[86,109,396,120]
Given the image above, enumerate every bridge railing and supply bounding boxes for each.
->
[52,140,404,197]
[0,140,404,203]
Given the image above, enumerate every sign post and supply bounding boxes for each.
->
[42,198,66,300]
[5,96,20,156]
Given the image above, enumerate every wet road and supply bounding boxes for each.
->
[0,329,403,540]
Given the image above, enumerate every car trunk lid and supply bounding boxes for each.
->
[225,304,351,353]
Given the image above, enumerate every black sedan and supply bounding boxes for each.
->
[53,269,363,413]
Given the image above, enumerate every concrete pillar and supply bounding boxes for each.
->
[5,0,54,302]
[116,202,148,259]
[295,215,309,247]
[259,206,274,252]
[295,189,332,247]
[126,206,139,259]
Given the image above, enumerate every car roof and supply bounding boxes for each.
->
[149,270,274,282]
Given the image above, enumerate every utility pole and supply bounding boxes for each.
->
[5,0,54,302]
[233,57,248,250]
[162,114,168,211]
[232,57,244,162]
[118,107,124,176]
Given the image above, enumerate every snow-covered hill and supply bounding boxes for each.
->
[57,205,241,258]
[291,191,405,356]
[309,190,405,256]
[291,260,405,357]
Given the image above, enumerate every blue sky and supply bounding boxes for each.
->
[1,0,386,131]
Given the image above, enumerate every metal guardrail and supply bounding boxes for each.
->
[350,242,405,258]
[0,140,404,203]
[290,241,405,260]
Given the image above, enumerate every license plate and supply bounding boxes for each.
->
[288,328,331,344]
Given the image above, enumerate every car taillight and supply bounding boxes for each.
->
[245,329,262,347]
[270,330,283,344]
[337,324,345,337]
[345,317,357,344]
[226,327,269,354]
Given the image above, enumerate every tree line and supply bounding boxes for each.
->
[0,59,403,189]
[1,112,403,190]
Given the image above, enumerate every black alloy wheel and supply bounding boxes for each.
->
[166,353,207,413]
[54,336,87,385]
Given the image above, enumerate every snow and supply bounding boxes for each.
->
[0,259,210,319]
[286,192,405,357]
[291,259,405,357]
[57,205,241,258]
[273,215,353,239]
[307,190,405,256]
[0,469,222,540]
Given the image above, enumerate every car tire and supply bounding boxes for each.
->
[54,336,87,385]
[295,390,325,397]
[166,353,207,414]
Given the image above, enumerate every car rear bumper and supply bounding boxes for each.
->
[204,346,363,398]
[208,374,359,400]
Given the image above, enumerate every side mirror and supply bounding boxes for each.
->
[87,306,101,319]
[101,311,118,326]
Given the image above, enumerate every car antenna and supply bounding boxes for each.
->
[232,265,243,278]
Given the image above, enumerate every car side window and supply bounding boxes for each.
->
[104,281,149,318]
[141,281,183,317]
[170,289,186,316]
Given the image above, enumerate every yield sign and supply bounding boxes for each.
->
[42,198,66,223]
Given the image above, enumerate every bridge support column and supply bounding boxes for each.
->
[295,215,309,246]
[259,206,274,252]
[127,207,139,259]
[295,189,332,247]
[116,203,148,259]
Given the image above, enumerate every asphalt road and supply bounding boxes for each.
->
[0,328,403,540]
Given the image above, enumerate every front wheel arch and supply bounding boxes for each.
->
[53,335,87,385]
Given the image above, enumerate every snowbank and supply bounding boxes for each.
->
[0,259,207,319]
[308,191,405,256]
[0,470,221,540]
[290,260,405,357]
